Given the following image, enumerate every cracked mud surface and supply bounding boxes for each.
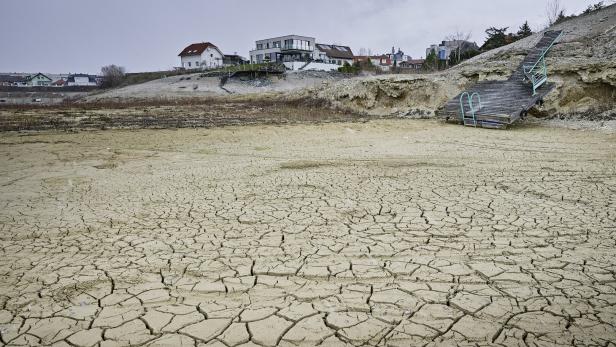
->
[1,120,615,346]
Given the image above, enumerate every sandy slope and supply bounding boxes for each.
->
[86,70,352,102]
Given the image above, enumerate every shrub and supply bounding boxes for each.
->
[100,65,126,88]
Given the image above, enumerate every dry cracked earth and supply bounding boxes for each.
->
[1,120,615,347]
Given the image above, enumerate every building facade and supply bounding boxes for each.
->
[223,54,248,66]
[426,40,479,61]
[250,35,316,64]
[0,74,26,86]
[314,44,354,65]
[24,73,52,86]
[67,74,98,86]
[179,42,224,70]
[399,59,425,70]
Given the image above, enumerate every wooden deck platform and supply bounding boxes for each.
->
[437,30,562,129]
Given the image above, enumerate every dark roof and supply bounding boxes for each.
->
[25,73,52,81]
[0,74,26,83]
[316,44,354,59]
[179,42,222,57]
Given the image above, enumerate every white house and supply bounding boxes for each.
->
[66,74,97,86]
[179,42,224,70]
[314,44,354,66]
[249,35,316,64]
[24,73,52,87]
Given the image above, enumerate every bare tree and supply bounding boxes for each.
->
[358,48,374,57]
[445,30,472,64]
[546,0,563,26]
[100,65,126,88]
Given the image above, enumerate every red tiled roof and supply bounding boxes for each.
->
[178,42,221,57]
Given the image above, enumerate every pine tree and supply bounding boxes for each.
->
[517,21,533,39]
[554,10,567,24]
[481,27,509,51]
[424,50,438,71]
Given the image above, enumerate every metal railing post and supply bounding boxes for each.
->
[459,92,470,120]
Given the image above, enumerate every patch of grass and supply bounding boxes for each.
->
[279,160,333,170]
[93,162,117,169]
[121,70,193,87]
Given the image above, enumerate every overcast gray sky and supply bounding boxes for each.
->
[0,0,600,74]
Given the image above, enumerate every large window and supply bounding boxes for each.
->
[272,41,281,48]
[256,43,263,50]
[283,39,312,50]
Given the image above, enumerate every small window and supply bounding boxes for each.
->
[211,54,213,57]
[188,62,191,67]
[196,61,199,66]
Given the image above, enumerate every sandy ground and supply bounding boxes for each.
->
[1,120,616,346]
[86,71,351,102]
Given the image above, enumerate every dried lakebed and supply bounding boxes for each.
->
[1,120,615,346]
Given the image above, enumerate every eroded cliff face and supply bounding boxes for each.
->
[304,5,615,119]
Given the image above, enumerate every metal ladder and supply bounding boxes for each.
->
[459,92,482,127]
[523,31,563,95]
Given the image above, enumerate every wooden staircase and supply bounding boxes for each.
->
[437,30,563,129]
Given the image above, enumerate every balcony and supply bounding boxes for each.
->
[281,44,312,52]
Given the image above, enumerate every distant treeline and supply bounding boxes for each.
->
[0,86,99,92]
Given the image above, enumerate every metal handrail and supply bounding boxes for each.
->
[459,92,470,119]
[470,92,482,113]
[459,91,481,127]
[523,31,563,74]
[524,57,548,95]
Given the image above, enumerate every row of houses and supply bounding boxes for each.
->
[178,35,432,72]
[425,40,480,61]
[3,37,478,88]
[0,73,100,87]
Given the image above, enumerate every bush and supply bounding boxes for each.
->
[100,65,126,88]
[583,1,604,14]
[338,62,359,74]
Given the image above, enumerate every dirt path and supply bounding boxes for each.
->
[1,120,615,346]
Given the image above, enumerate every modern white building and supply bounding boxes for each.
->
[249,35,316,64]
[178,42,224,70]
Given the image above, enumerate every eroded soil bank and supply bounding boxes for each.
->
[0,98,367,132]
[1,120,615,346]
